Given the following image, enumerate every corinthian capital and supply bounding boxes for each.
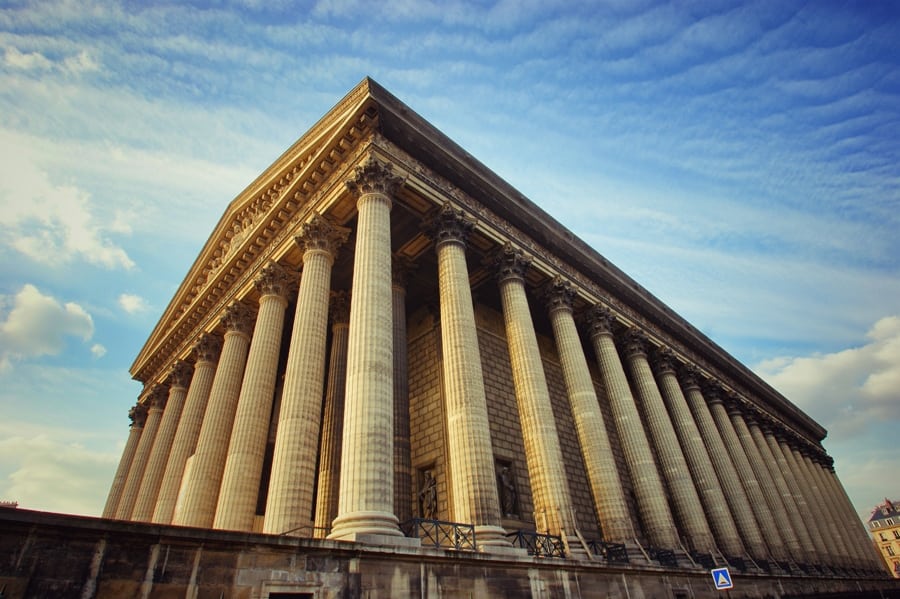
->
[128,403,148,428]
[622,329,649,358]
[330,290,351,325]
[254,261,294,299]
[491,243,531,284]
[583,305,616,339]
[652,347,679,375]
[541,276,575,314]
[167,360,193,389]
[345,157,403,198]
[426,203,475,248]
[294,214,350,259]
[148,383,169,410]
[193,333,222,364]
[220,301,254,337]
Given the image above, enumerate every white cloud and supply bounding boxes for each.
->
[755,316,900,439]
[0,433,116,515]
[90,343,107,358]
[0,284,95,371]
[3,46,53,70]
[118,293,148,314]
[0,133,135,270]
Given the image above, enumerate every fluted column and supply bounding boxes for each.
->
[215,262,293,531]
[427,204,508,547]
[153,334,221,523]
[116,384,168,520]
[822,461,881,569]
[746,415,816,564]
[800,450,858,568]
[654,352,743,557]
[726,398,792,563]
[264,216,348,536]
[584,307,679,549]
[392,258,413,526]
[314,292,351,538]
[328,159,404,542]
[494,244,575,539]
[543,278,631,542]
[103,403,147,518]
[132,361,193,522]
[623,333,715,554]
[680,371,767,561]
[705,386,786,561]
[174,301,253,528]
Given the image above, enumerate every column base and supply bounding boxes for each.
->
[328,510,405,544]
[474,525,526,556]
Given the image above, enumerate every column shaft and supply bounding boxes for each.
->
[655,357,743,557]
[392,261,413,526]
[102,404,146,518]
[802,452,861,568]
[748,421,815,563]
[265,217,346,536]
[329,160,403,541]
[429,205,507,546]
[115,385,167,520]
[706,392,786,560]
[585,308,679,549]
[152,334,220,523]
[624,336,715,553]
[132,363,193,522]
[215,264,291,531]
[495,246,574,538]
[681,378,767,561]
[314,293,350,538]
[545,280,631,542]
[174,302,253,528]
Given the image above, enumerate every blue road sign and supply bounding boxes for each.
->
[711,567,733,590]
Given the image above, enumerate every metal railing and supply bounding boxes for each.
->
[506,530,565,558]
[690,550,715,569]
[401,518,477,551]
[585,539,630,564]
[647,547,678,567]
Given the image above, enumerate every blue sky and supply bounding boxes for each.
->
[0,0,898,525]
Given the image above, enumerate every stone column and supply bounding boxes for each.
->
[103,403,147,518]
[726,399,793,563]
[795,450,871,568]
[705,385,786,561]
[427,204,508,547]
[543,278,631,542]
[174,301,253,528]
[392,258,413,526]
[215,262,293,531]
[623,332,715,554]
[746,415,816,564]
[153,334,221,524]
[328,159,406,542]
[494,244,575,540]
[264,216,348,536]
[680,370,767,561]
[798,449,856,568]
[314,292,351,538]
[584,306,679,549]
[653,352,743,558]
[116,384,168,520]
[813,455,878,569]
[132,361,193,522]
[774,433,836,565]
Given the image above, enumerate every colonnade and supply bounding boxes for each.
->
[104,158,880,572]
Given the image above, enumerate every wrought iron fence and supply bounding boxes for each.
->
[506,530,565,558]
[647,547,678,567]
[401,518,477,551]
[690,551,715,569]
[586,539,630,563]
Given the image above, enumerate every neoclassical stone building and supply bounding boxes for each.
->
[91,77,890,596]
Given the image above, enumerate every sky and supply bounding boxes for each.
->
[0,0,898,528]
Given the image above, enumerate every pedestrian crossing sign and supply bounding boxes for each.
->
[711,567,733,590]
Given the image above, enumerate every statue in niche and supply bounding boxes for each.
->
[498,465,519,517]
[419,469,437,520]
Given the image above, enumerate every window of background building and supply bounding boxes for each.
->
[894,530,900,539]
[881,533,888,541]
[887,545,895,557]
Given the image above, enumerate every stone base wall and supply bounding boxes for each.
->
[2,509,898,599]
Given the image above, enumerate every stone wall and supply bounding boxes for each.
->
[3,509,898,599]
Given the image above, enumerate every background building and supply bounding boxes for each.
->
[869,499,900,578]
[1,78,895,599]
